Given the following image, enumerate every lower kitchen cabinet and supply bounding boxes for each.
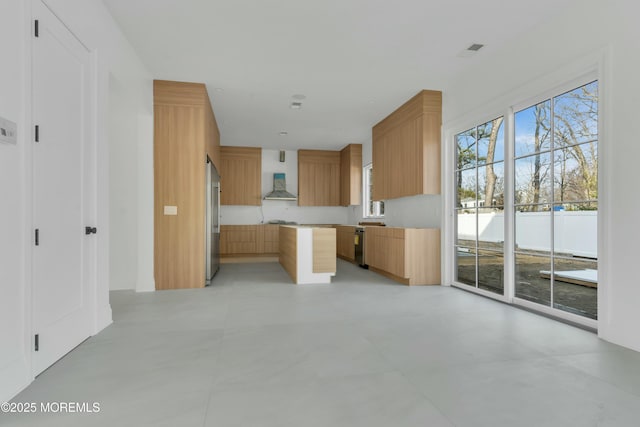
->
[364,227,440,285]
[258,224,279,253]
[220,224,280,255]
[336,225,356,262]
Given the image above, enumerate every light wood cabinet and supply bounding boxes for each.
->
[220,225,258,254]
[365,227,440,285]
[340,144,362,206]
[153,80,220,290]
[220,224,280,255]
[220,146,262,206]
[298,150,341,206]
[372,90,441,201]
[258,224,280,253]
[336,225,356,262]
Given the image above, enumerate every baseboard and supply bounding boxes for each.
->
[221,254,278,264]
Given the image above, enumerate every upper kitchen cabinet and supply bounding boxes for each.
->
[340,144,362,206]
[372,90,441,201]
[220,146,262,205]
[153,80,221,290]
[298,150,341,206]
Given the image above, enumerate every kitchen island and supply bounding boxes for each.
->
[279,225,336,284]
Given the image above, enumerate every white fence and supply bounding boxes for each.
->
[457,211,597,258]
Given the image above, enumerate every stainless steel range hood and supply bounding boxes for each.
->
[264,173,297,201]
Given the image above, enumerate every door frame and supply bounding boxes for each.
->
[442,51,608,331]
[27,0,102,377]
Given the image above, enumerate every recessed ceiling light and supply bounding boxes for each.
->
[290,102,302,109]
[292,94,306,100]
[279,131,288,136]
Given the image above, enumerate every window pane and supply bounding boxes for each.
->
[515,153,551,205]
[456,209,476,246]
[553,203,597,257]
[554,81,598,148]
[478,210,504,250]
[456,246,476,286]
[478,161,504,208]
[478,249,504,295]
[552,257,597,320]
[515,100,551,157]
[456,128,477,170]
[478,117,505,164]
[553,142,598,203]
[457,169,476,208]
[515,254,551,306]
[515,206,551,254]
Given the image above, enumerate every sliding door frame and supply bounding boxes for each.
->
[443,61,606,331]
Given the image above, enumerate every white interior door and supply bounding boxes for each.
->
[32,0,94,375]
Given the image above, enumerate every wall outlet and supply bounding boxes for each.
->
[163,205,178,215]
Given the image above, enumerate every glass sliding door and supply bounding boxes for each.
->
[455,118,505,295]
[513,81,598,320]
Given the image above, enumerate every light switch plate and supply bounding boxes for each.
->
[0,116,17,145]
[164,205,178,215]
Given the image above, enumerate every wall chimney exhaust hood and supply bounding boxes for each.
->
[264,173,297,201]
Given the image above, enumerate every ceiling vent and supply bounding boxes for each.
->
[290,102,302,109]
[457,43,485,58]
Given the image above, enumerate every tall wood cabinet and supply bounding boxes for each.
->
[372,90,441,201]
[298,150,341,206]
[220,146,262,205]
[153,80,221,290]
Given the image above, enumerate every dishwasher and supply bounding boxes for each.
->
[354,227,367,268]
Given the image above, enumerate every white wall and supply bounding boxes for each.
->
[0,0,152,401]
[221,149,350,225]
[442,0,640,351]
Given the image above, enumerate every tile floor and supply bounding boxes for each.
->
[4,261,640,426]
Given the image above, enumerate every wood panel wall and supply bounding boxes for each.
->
[153,80,220,290]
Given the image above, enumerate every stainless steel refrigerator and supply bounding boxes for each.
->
[206,157,221,283]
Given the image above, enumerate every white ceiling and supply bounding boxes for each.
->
[103,0,576,151]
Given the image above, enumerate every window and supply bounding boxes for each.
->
[454,117,505,295]
[450,79,598,323]
[363,163,384,218]
[514,80,598,320]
